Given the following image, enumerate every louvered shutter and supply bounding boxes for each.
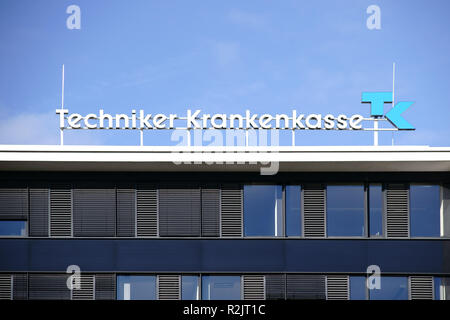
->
[117,189,136,237]
[157,275,180,300]
[303,187,326,237]
[29,188,49,237]
[221,186,243,237]
[0,188,28,219]
[50,188,72,237]
[326,275,349,300]
[72,274,95,300]
[286,274,326,300]
[95,274,116,300]
[159,189,201,237]
[136,188,158,237]
[28,274,71,300]
[202,188,220,237]
[265,274,285,300]
[13,274,28,300]
[0,274,12,300]
[73,189,116,237]
[410,276,433,300]
[386,184,409,238]
[243,275,265,300]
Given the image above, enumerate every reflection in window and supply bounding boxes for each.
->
[117,275,156,300]
[410,185,440,237]
[244,185,282,236]
[0,221,26,236]
[286,186,301,236]
[434,277,441,300]
[327,185,365,237]
[201,276,241,300]
[369,276,408,300]
[369,184,383,237]
[182,275,199,300]
[350,276,367,300]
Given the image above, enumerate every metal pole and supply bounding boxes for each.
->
[291,129,295,146]
[140,129,143,146]
[373,118,378,146]
[392,62,395,146]
[60,64,65,146]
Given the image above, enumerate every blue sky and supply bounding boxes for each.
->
[0,0,449,146]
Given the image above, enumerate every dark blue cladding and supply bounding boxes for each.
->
[0,239,448,274]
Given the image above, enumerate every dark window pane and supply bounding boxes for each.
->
[369,184,383,237]
[286,186,301,237]
[369,276,408,300]
[182,275,199,300]
[0,221,26,236]
[117,275,156,300]
[201,276,241,300]
[350,276,367,300]
[410,185,440,237]
[327,185,365,237]
[244,185,282,236]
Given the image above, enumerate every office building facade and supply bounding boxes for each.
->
[0,145,449,300]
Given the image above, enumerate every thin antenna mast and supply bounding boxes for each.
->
[60,64,65,146]
[392,62,395,146]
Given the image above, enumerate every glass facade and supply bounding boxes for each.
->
[369,276,408,300]
[369,184,383,237]
[201,275,241,300]
[117,275,156,300]
[327,185,365,237]
[349,276,367,300]
[244,185,283,236]
[410,185,440,237]
[285,186,301,236]
[182,275,200,300]
[0,221,26,236]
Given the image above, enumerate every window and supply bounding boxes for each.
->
[0,221,26,236]
[286,186,301,236]
[182,275,199,300]
[369,276,408,300]
[369,184,383,237]
[434,277,442,300]
[117,275,156,300]
[201,276,241,300]
[410,185,440,237]
[244,185,282,236]
[349,276,367,300]
[327,185,365,237]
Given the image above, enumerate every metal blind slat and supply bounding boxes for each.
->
[95,274,116,300]
[158,275,180,300]
[73,189,116,237]
[159,189,201,237]
[386,185,409,238]
[286,274,326,300]
[117,189,136,237]
[29,188,49,237]
[265,274,285,300]
[303,187,326,237]
[50,188,72,237]
[326,276,349,300]
[243,275,265,300]
[202,189,220,237]
[221,187,243,237]
[0,188,28,219]
[0,274,12,300]
[28,274,71,300]
[137,189,158,237]
[72,274,95,300]
[410,276,433,300]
